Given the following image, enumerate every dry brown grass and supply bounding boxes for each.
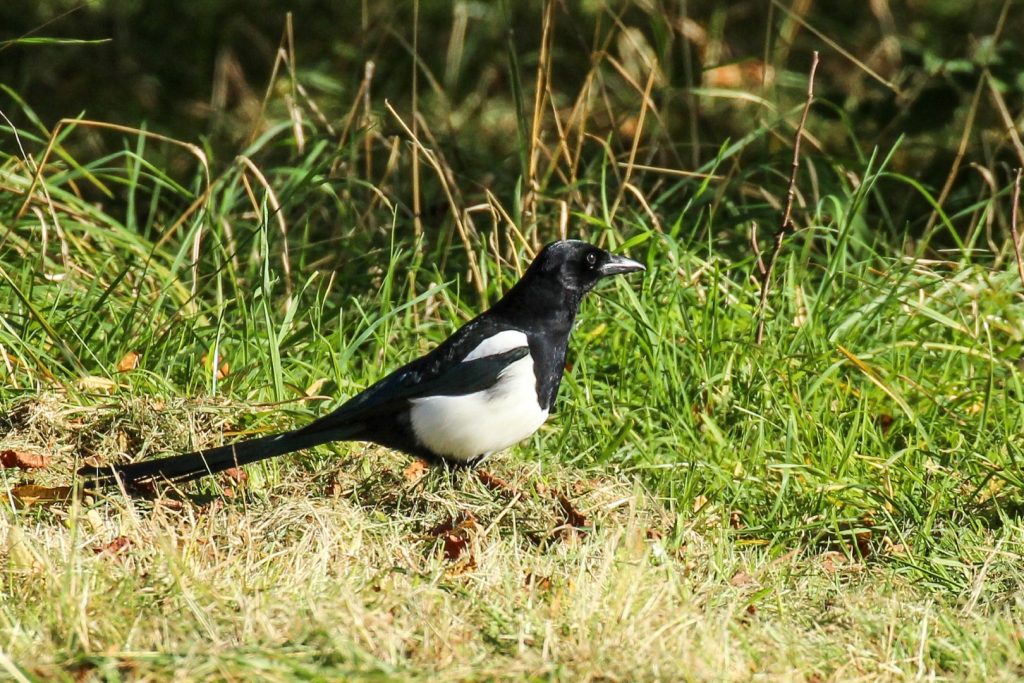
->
[3,398,1023,681]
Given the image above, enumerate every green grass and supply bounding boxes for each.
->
[3,15,1024,680]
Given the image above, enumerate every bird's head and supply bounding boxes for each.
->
[533,240,646,295]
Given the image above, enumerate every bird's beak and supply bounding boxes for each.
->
[598,253,646,277]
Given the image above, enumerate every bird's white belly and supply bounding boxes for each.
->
[409,354,549,463]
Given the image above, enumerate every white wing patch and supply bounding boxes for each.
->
[409,331,547,463]
[462,329,529,362]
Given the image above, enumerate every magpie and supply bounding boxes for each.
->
[80,240,645,488]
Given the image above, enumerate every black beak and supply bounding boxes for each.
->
[598,253,646,277]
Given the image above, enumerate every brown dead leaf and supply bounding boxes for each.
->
[524,572,553,592]
[200,353,230,380]
[476,469,518,496]
[9,484,72,507]
[446,555,478,576]
[729,510,744,529]
[93,536,131,555]
[1,449,51,470]
[403,458,430,482]
[428,512,478,562]
[440,535,469,562]
[222,467,248,485]
[769,549,799,568]
[618,115,638,139]
[555,492,589,540]
[704,60,773,89]
[324,472,345,497]
[730,570,756,588]
[886,542,908,556]
[738,602,759,627]
[820,551,848,574]
[854,530,873,558]
[115,351,140,373]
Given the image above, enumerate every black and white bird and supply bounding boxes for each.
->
[80,240,645,487]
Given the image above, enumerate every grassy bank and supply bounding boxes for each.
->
[3,3,1024,679]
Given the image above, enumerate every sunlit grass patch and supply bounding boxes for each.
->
[4,7,1024,678]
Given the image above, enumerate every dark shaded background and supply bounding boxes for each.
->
[2,0,1022,239]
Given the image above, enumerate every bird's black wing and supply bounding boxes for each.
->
[81,345,530,487]
[293,344,529,436]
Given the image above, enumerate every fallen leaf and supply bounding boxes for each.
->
[93,536,131,555]
[222,467,248,485]
[854,530,873,558]
[704,60,773,89]
[555,492,589,540]
[1,449,51,470]
[618,114,638,139]
[115,351,140,372]
[324,473,345,497]
[446,555,478,576]
[738,602,759,627]
[769,549,799,568]
[705,64,745,88]
[441,533,469,562]
[476,469,518,495]
[524,572,553,592]
[403,458,430,482]
[9,484,72,507]
[820,551,847,574]
[200,353,230,380]
[729,510,744,529]
[428,512,478,562]
[730,570,756,587]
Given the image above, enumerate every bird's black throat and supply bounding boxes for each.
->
[488,275,583,412]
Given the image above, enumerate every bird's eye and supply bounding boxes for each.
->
[585,252,598,267]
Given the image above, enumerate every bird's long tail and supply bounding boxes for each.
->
[78,423,361,488]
